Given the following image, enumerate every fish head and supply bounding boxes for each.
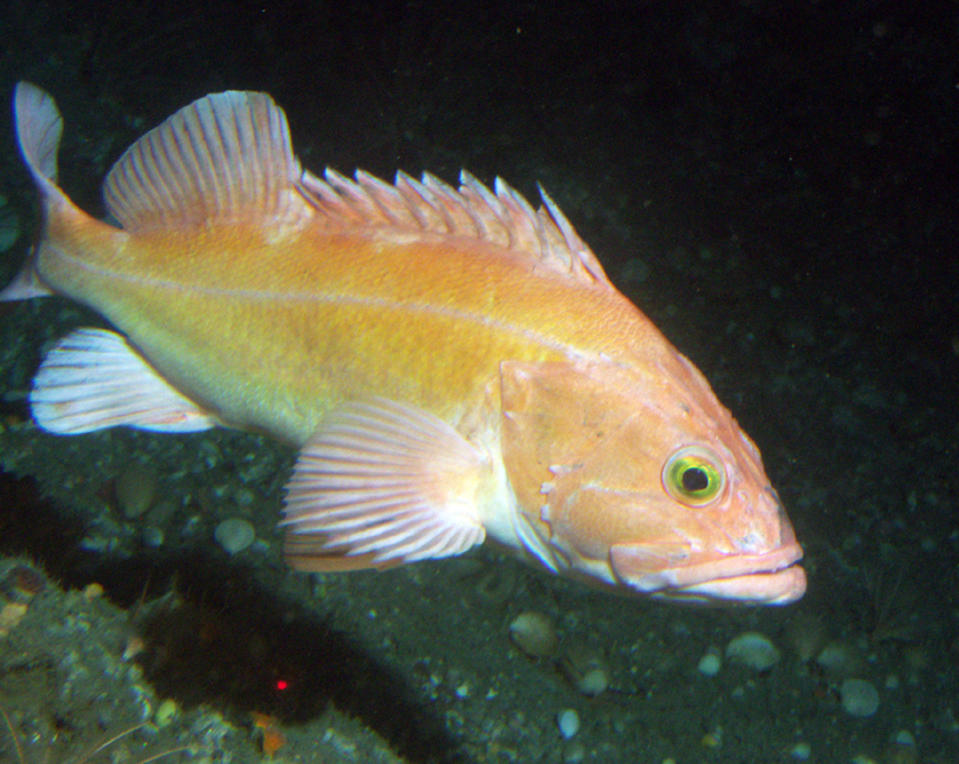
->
[500,355,805,606]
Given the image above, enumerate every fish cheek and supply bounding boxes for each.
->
[541,460,687,567]
[499,359,637,518]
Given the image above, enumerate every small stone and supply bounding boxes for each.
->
[214,517,255,554]
[784,613,828,662]
[6,565,45,599]
[562,740,586,764]
[0,602,28,636]
[116,465,158,518]
[509,611,559,658]
[701,728,722,749]
[816,640,864,676]
[83,582,105,599]
[141,526,164,548]
[560,646,609,696]
[789,741,812,760]
[575,666,608,697]
[883,730,917,764]
[697,648,722,676]
[725,631,780,671]
[154,698,178,727]
[557,708,580,739]
[840,678,880,717]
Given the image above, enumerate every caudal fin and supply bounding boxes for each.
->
[14,82,63,188]
[1,82,67,301]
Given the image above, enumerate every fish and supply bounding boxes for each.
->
[3,82,805,605]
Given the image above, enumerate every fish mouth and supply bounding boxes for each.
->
[610,541,806,606]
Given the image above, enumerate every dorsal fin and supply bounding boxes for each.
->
[102,88,611,287]
[298,168,613,288]
[103,90,312,232]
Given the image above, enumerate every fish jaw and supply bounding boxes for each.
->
[610,538,806,605]
[549,477,807,606]
[607,482,807,605]
[541,480,807,606]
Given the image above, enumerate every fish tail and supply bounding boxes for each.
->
[2,82,85,301]
[14,82,64,201]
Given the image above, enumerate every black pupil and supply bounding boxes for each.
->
[682,466,709,493]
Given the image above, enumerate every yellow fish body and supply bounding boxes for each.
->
[4,83,805,604]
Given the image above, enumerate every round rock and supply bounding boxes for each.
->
[725,631,780,671]
[840,678,880,717]
[214,517,256,554]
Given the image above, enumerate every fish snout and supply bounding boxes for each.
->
[610,539,806,605]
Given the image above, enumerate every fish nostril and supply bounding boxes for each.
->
[738,532,765,552]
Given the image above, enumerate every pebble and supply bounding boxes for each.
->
[116,465,158,518]
[725,631,780,671]
[789,741,812,760]
[575,666,608,696]
[884,730,918,764]
[141,526,165,548]
[840,678,880,717]
[214,517,256,554]
[816,640,863,676]
[560,646,609,696]
[509,611,559,658]
[557,708,580,739]
[697,648,722,676]
[154,698,178,727]
[562,740,586,764]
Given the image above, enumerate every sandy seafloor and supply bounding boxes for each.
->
[0,1,956,762]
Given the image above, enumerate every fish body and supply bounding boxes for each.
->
[4,83,805,604]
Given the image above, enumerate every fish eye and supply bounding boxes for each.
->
[662,446,726,507]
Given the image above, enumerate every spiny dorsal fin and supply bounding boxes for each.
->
[103,90,312,232]
[298,167,613,288]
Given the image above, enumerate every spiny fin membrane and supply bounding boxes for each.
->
[300,167,613,288]
[30,328,217,434]
[281,398,486,571]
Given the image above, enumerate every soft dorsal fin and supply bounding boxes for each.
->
[103,90,312,232]
[298,168,614,288]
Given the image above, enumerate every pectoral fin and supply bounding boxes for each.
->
[281,398,486,572]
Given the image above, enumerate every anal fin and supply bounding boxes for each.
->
[30,327,218,434]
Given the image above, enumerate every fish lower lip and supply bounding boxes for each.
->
[663,563,807,605]
[611,542,806,605]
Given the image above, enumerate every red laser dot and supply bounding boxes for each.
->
[275,679,289,691]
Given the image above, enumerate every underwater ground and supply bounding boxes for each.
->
[0,1,956,762]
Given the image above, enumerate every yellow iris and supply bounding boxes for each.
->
[662,446,726,507]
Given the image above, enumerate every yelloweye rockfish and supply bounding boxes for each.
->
[3,83,805,604]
